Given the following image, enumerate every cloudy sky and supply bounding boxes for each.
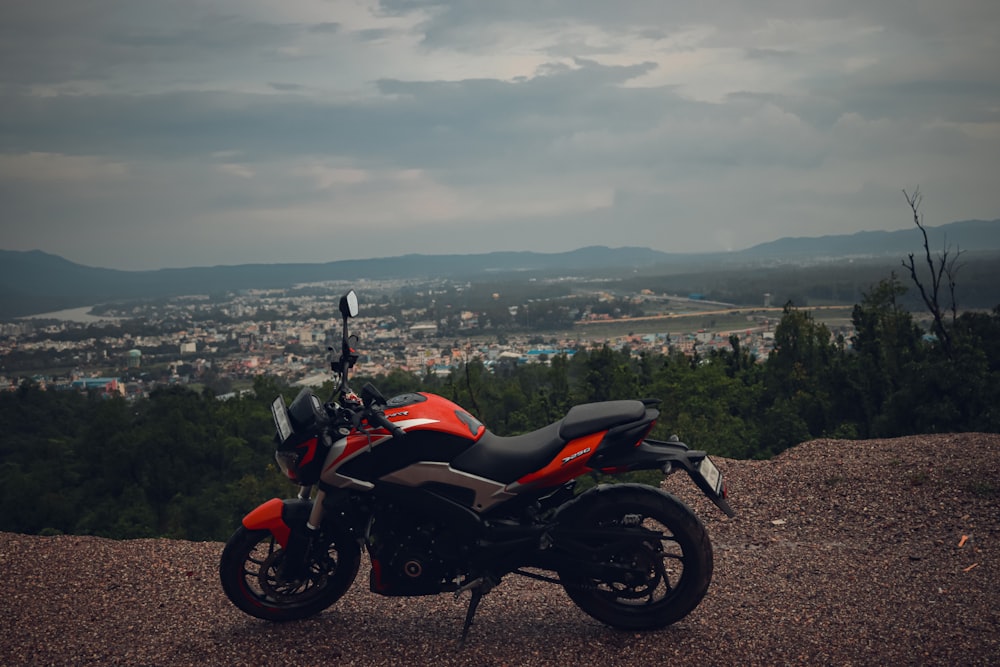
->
[1,0,998,270]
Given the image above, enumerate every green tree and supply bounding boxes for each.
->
[647,352,763,458]
[574,344,640,403]
[847,274,923,436]
[757,302,849,452]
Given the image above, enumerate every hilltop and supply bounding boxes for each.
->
[2,432,997,666]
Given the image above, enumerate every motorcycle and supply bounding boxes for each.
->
[219,289,735,642]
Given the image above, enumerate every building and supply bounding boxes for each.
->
[70,378,125,396]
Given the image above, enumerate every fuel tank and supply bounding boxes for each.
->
[329,392,486,483]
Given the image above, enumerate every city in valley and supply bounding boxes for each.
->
[0,277,855,398]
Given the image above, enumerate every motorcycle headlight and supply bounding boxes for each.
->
[274,433,328,485]
[274,449,301,481]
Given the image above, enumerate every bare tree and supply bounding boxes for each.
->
[901,187,964,355]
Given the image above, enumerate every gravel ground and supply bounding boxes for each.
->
[2,433,998,666]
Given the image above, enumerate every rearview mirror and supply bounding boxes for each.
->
[340,290,359,318]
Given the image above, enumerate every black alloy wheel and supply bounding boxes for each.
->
[556,484,713,630]
[219,526,360,621]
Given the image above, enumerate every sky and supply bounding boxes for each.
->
[1,0,998,270]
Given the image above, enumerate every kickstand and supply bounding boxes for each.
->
[456,576,496,647]
[459,587,483,646]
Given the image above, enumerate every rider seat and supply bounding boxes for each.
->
[451,400,647,483]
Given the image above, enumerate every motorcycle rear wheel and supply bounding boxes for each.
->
[556,484,713,631]
[219,526,360,621]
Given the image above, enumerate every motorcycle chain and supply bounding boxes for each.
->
[511,568,602,592]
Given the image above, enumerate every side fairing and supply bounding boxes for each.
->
[514,431,606,488]
[322,392,484,485]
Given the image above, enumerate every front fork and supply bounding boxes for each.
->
[242,486,328,579]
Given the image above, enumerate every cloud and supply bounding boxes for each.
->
[0,3,306,90]
[308,22,341,34]
[0,152,130,183]
[0,0,997,269]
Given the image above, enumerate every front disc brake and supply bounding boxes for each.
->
[258,550,329,601]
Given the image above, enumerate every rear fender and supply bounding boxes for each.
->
[591,438,736,517]
[590,437,692,470]
[241,497,313,548]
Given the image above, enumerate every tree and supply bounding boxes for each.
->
[647,353,763,459]
[764,302,839,440]
[574,345,640,403]
[848,274,923,436]
[901,187,963,355]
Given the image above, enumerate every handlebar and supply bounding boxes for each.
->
[367,406,406,439]
[326,398,406,440]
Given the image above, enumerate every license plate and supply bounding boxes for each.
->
[697,456,723,496]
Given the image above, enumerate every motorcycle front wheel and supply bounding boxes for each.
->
[556,484,713,631]
[219,526,360,621]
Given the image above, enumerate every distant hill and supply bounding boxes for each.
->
[0,246,681,319]
[2,219,998,319]
[742,218,1000,259]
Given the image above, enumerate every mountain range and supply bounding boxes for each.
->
[2,218,998,319]
[741,218,1000,258]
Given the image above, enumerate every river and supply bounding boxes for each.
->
[19,306,120,323]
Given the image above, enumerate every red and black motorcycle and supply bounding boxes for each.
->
[220,290,734,641]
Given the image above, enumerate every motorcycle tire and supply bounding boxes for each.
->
[219,526,361,621]
[555,483,713,631]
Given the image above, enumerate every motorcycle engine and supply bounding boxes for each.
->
[366,506,465,596]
